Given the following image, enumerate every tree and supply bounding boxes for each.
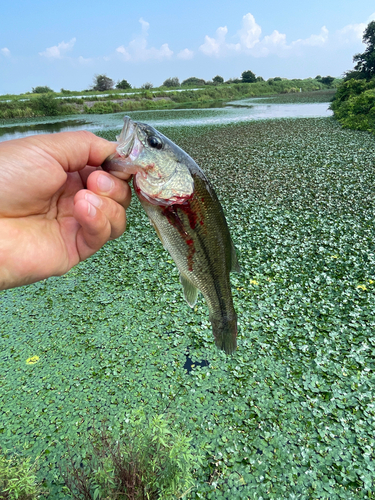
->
[320,76,335,86]
[353,21,375,79]
[343,69,366,81]
[212,75,224,85]
[92,74,114,91]
[163,77,180,88]
[141,82,153,89]
[241,70,256,83]
[32,86,53,94]
[181,77,206,86]
[256,76,264,82]
[116,79,131,90]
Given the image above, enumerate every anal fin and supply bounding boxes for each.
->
[179,273,198,307]
[230,242,241,273]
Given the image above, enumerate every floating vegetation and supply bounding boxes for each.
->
[1,116,375,498]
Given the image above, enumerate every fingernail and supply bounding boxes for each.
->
[87,202,97,218]
[85,192,102,208]
[97,174,114,192]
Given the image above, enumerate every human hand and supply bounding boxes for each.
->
[0,131,131,290]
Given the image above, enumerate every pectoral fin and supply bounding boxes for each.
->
[179,273,198,307]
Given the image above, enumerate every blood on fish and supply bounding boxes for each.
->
[162,201,199,272]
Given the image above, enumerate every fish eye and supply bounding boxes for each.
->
[147,135,163,150]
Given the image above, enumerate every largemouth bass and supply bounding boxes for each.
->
[102,116,240,354]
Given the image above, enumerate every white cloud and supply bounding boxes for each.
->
[197,13,374,59]
[336,23,366,44]
[39,38,76,59]
[139,17,149,34]
[116,45,131,61]
[199,26,229,57]
[238,13,262,49]
[1,47,10,57]
[257,30,288,57]
[115,18,173,61]
[77,55,92,64]
[177,48,194,60]
[294,26,329,47]
[367,12,375,23]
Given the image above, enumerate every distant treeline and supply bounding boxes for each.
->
[331,21,375,135]
[0,77,339,119]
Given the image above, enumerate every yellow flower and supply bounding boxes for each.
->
[357,285,367,291]
[26,356,40,365]
[369,280,374,284]
[331,255,339,259]
[250,280,259,285]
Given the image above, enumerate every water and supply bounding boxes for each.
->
[0,97,333,142]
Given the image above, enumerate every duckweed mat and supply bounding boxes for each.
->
[1,117,375,499]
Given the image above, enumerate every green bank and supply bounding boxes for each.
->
[0,78,337,119]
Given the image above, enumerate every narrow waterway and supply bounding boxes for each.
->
[0,97,333,142]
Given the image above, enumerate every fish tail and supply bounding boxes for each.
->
[210,312,237,355]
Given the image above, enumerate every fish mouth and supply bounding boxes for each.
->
[102,116,145,176]
[116,115,137,158]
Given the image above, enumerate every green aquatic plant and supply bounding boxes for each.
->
[2,114,375,498]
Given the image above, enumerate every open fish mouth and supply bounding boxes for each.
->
[116,116,137,158]
[102,116,144,175]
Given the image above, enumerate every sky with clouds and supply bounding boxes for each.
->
[1,0,374,94]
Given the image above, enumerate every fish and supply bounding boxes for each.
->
[102,116,240,354]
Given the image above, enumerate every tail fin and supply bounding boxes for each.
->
[210,313,237,355]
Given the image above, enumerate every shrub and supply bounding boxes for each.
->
[0,450,44,500]
[61,414,197,500]
[212,75,224,85]
[241,70,256,83]
[141,82,153,90]
[116,79,132,90]
[32,94,59,116]
[181,77,206,86]
[31,86,53,94]
[92,75,114,91]
[162,77,180,88]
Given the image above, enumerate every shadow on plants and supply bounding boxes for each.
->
[183,352,209,374]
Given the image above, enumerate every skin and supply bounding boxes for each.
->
[0,131,131,291]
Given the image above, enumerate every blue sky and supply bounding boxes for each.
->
[1,0,374,94]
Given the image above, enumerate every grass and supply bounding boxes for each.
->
[2,108,375,498]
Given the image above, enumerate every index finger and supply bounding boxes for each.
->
[25,131,117,173]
